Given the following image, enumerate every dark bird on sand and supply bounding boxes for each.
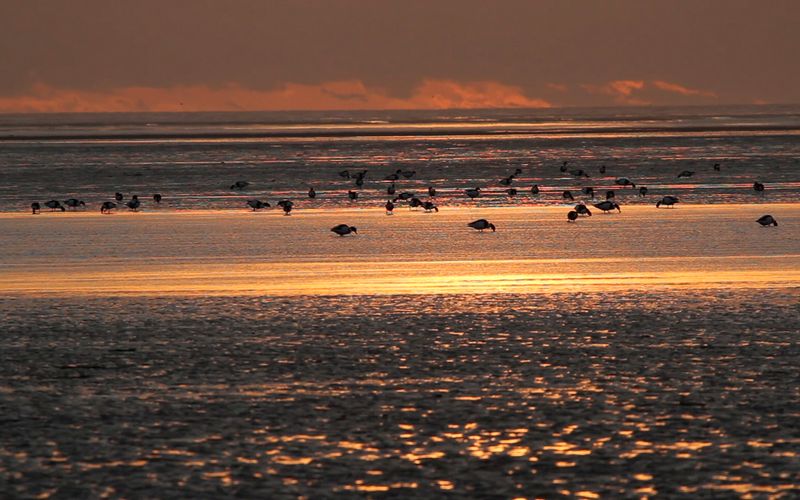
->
[582,187,595,198]
[599,165,606,174]
[575,204,592,216]
[677,170,695,178]
[559,161,569,172]
[468,219,496,232]
[153,193,162,203]
[331,224,358,236]
[308,187,316,198]
[115,192,124,201]
[465,188,481,199]
[31,202,40,214]
[387,184,396,195]
[562,190,574,201]
[593,201,621,213]
[45,200,65,212]
[423,201,439,212]
[100,201,117,214]
[606,190,615,200]
[395,192,415,201]
[506,188,517,197]
[348,190,359,201]
[500,176,514,186]
[713,163,721,171]
[753,181,765,193]
[409,197,424,209]
[639,186,648,197]
[428,186,437,197]
[756,215,778,227]
[385,200,394,214]
[64,198,86,209]
[126,195,141,211]
[567,210,578,222]
[230,180,250,190]
[615,177,636,188]
[569,169,589,178]
[656,196,679,208]
[530,185,540,195]
[246,199,270,211]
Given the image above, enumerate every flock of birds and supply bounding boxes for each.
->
[28,161,780,233]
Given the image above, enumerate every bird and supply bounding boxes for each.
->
[677,170,695,178]
[126,195,141,211]
[64,198,86,209]
[567,210,578,222]
[569,169,589,178]
[308,187,316,198]
[559,161,569,172]
[574,204,592,216]
[593,201,621,213]
[338,170,351,179]
[599,165,606,174]
[387,184,396,195]
[423,201,439,212]
[246,200,270,211]
[615,177,636,188]
[277,200,294,215]
[756,215,778,227]
[713,163,721,171]
[656,196,679,208]
[385,200,395,214]
[44,200,65,212]
[401,170,416,179]
[428,186,437,197]
[230,180,250,190]
[581,187,595,198]
[409,197,424,209]
[348,190,358,201]
[506,188,517,197]
[639,186,648,197]
[354,176,365,188]
[753,181,765,193]
[530,185,540,195]
[153,193,162,203]
[115,192,124,202]
[465,188,481,199]
[562,190,574,201]
[100,201,117,214]
[331,224,357,236]
[385,169,401,181]
[468,219,496,232]
[605,190,615,200]
[513,168,523,176]
[395,192,415,201]
[31,202,40,214]
[500,176,514,186]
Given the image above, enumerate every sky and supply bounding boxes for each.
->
[1,0,798,112]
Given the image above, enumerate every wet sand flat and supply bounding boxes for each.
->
[1,204,799,497]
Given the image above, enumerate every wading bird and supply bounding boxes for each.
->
[100,201,117,214]
[656,196,679,208]
[593,201,621,213]
[331,224,358,236]
[756,215,778,227]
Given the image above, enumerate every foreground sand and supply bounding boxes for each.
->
[1,205,799,496]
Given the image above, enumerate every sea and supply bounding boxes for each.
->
[1,104,799,212]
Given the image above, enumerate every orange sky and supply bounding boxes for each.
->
[0,0,797,112]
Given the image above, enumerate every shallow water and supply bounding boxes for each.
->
[1,290,798,497]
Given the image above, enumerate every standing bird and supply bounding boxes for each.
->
[230,180,250,190]
[64,199,86,209]
[468,219,496,232]
[639,186,648,197]
[282,204,293,215]
[599,165,606,174]
[756,215,778,227]
[428,186,437,197]
[593,201,621,213]
[606,190,615,200]
[348,190,358,201]
[115,192,124,202]
[514,168,523,176]
[100,201,117,214]
[384,170,401,181]
[44,200,65,212]
[423,201,438,212]
[465,188,481,199]
[753,181,765,193]
[574,204,592,216]
[713,163,721,171]
[387,183,396,195]
[338,170,351,179]
[615,177,636,188]
[153,193,162,203]
[562,190,574,201]
[559,161,569,173]
[581,187,595,198]
[530,185,540,195]
[308,187,316,199]
[126,195,141,211]
[567,210,578,222]
[506,188,517,197]
[409,197,424,209]
[500,176,514,186]
[677,170,695,178]
[246,200,270,211]
[31,202,41,214]
[354,176,365,188]
[331,224,358,236]
[656,196,679,208]
[385,200,395,214]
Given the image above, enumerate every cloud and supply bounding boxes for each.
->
[0,80,551,113]
[581,79,717,105]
